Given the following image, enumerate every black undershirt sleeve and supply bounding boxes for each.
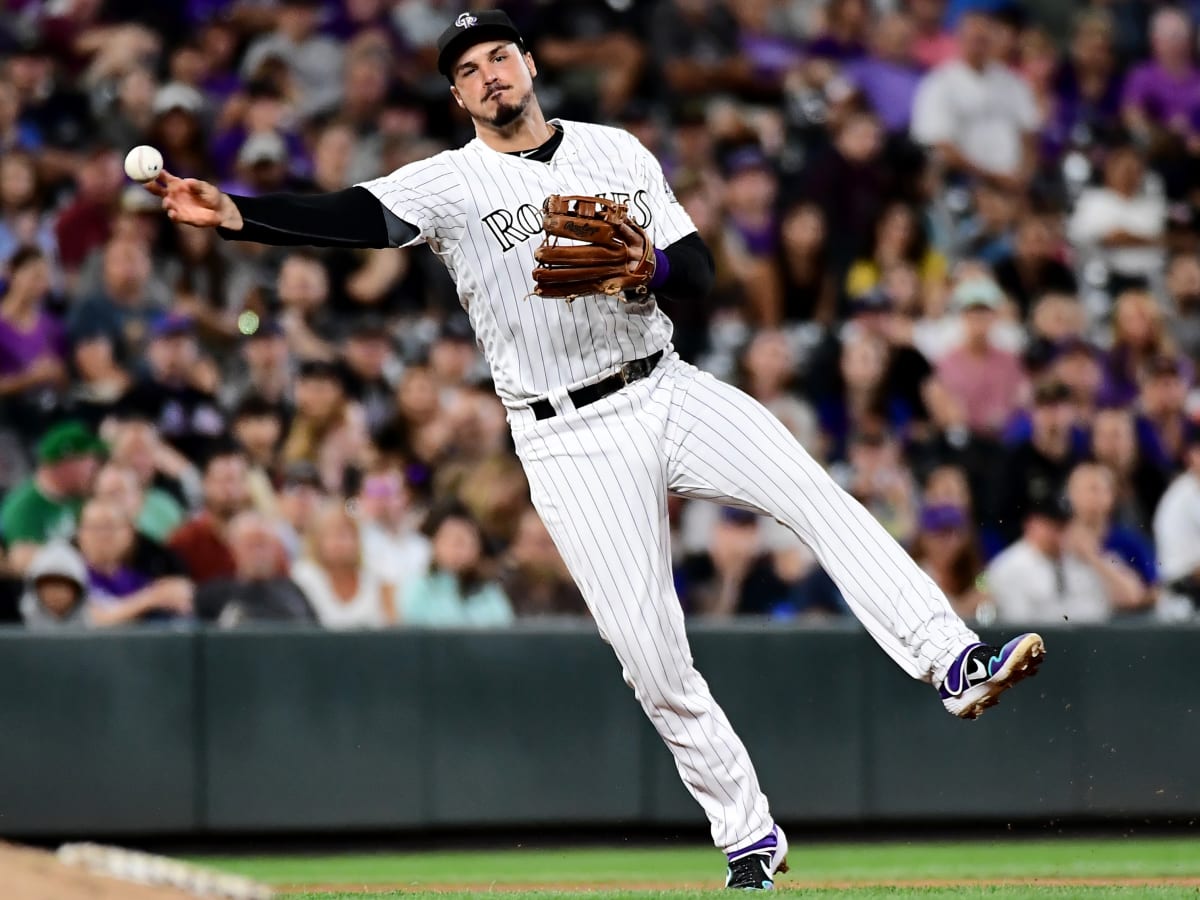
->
[217,186,714,304]
[657,232,715,303]
[216,186,419,249]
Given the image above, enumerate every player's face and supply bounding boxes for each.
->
[450,42,536,130]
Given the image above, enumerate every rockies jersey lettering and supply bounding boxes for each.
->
[357,120,690,405]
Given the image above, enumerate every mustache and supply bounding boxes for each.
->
[484,84,512,100]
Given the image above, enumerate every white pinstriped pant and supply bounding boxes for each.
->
[509,353,978,851]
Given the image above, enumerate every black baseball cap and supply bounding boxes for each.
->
[1027,492,1072,524]
[436,10,525,79]
[1033,380,1073,406]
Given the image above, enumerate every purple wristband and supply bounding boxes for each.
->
[649,247,670,289]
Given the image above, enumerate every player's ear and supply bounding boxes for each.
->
[524,51,537,79]
[449,84,465,110]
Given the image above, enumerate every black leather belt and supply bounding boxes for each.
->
[531,350,663,420]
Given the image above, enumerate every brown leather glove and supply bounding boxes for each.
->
[531,194,655,301]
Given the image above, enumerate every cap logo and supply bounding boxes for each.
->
[455,12,477,27]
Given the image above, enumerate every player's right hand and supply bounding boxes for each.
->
[145,170,243,231]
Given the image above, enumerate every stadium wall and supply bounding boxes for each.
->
[0,623,1195,837]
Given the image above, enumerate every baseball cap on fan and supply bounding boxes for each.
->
[436,10,525,79]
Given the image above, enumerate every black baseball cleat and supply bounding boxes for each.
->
[725,825,789,890]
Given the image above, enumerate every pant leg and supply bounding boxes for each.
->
[662,359,977,684]
[510,374,773,852]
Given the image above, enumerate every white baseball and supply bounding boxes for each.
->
[124,145,163,182]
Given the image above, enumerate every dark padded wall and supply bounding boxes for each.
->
[1,624,1197,837]
[0,631,196,835]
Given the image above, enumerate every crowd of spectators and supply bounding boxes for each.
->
[2,0,1200,631]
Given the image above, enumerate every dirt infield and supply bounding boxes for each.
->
[0,841,196,900]
[281,876,1200,893]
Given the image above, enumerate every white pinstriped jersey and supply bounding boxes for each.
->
[357,120,693,406]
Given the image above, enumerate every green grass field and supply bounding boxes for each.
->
[193,837,1200,899]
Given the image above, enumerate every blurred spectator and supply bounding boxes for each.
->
[1120,8,1200,156]
[19,541,90,630]
[1166,252,1200,361]
[97,65,156,152]
[282,358,369,495]
[106,415,201,518]
[1029,291,1087,346]
[810,290,936,460]
[76,497,194,626]
[167,445,251,584]
[169,220,256,341]
[0,150,59,273]
[908,0,957,70]
[1101,290,1179,407]
[802,111,893,282]
[211,79,303,182]
[340,317,398,430]
[738,330,821,458]
[1068,143,1166,289]
[1135,354,1193,472]
[67,236,169,360]
[0,421,103,573]
[292,501,396,629]
[5,38,92,157]
[401,503,513,627]
[0,247,67,429]
[678,505,841,618]
[815,329,890,462]
[1153,425,1200,615]
[991,380,1084,544]
[454,450,531,552]
[719,142,782,325]
[984,493,1113,624]
[274,460,325,560]
[911,503,986,622]
[1065,459,1156,601]
[911,9,1039,189]
[0,75,41,154]
[527,0,644,120]
[194,510,315,625]
[935,277,1029,439]
[221,318,294,414]
[355,467,431,588]
[845,202,946,306]
[808,0,870,62]
[655,0,759,101]
[228,131,303,196]
[241,0,344,120]
[842,13,922,134]
[1050,11,1121,159]
[92,461,184,543]
[775,201,838,328]
[992,214,1078,318]
[1091,404,1169,538]
[835,426,918,545]
[65,328,132,429]
[54,147,123,277]
[119,314,227,463]
[230,395,285,512]
[1050,338,1105,421]
[276,252,337,359]
[499,507,587,618]
[956,181,1021,265]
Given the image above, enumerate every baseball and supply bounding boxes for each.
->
[123,145,163,183]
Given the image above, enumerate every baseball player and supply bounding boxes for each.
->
[148,11,1045,890]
